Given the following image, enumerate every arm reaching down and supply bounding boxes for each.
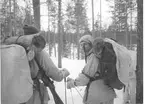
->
[67,54,99,89]
[35,50,69,82]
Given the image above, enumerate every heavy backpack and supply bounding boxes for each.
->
[92,38,124,90]
[1,44,33,104]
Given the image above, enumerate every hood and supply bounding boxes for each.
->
[79,35,93,45]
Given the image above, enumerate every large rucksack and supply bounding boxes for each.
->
[92,38,124,90]
[1,44,33,104]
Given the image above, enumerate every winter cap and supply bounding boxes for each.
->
[92,37,104,57]
[79,35,93,45]
[23,25,39,35]
[93,37,104,46]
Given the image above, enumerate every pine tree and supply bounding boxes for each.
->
[24,0,33,25]
[65,0,88,59]
[0,0,27,39]
[106,0,137,45]
[47,0,52,56]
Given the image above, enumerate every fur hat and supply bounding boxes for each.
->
[23,25,39,35]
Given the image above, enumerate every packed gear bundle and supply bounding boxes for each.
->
[104,38,133,85]
[3,33,46,52]
[92,37,133,89]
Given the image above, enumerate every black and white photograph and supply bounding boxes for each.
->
[0,0,143,104]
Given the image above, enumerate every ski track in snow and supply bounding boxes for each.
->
[46,57,124,104]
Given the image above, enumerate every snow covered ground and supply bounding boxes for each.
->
[47,57,124,104]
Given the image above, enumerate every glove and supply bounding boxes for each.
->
[67,77,75,89]
[61,68,70,78]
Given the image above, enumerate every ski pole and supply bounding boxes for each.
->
[70,89,74,104]
[64,77,67,104]
[74,87,83,98]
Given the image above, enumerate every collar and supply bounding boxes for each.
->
[85,48,93,57]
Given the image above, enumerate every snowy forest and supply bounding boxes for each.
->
[0,0,143,104]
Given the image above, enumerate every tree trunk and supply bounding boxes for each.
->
[47,3,51,56]
[9,0,12,36]
[54,25,57,57]
[125,0,128,47]
[76,0,80,60]
[99,0,102,37]
[58,0,62,68]
[114,0,117,40]
[32,0,40,30]
[77,27,80,60]
[48,31,51,56]
[61,25,64,57]
[92,0,95,37]
[136,0,143,103]
[25,9,32,25]
[129,0,133,49]
[13,0,16,36]
[73,35,75,59]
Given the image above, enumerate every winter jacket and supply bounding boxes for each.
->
[74,50,116,104]
[35,49,64,82]
[26,49,64,104]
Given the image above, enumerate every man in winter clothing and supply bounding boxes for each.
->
[67,35,116,104]
[23,25,70,81]
[23,25,70,104]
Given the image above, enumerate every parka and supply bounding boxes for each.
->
[74,35,116,104]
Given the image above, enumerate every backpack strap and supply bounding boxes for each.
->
[82,69,101,82]
[15,35,23,44]
[82,70,92,79]
[82,68,102,102]
[31,59,45,104]
[84,51,93,63]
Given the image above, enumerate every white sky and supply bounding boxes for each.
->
[86,0,113,29]
[40,0,113,31]
[15,0,137,31]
